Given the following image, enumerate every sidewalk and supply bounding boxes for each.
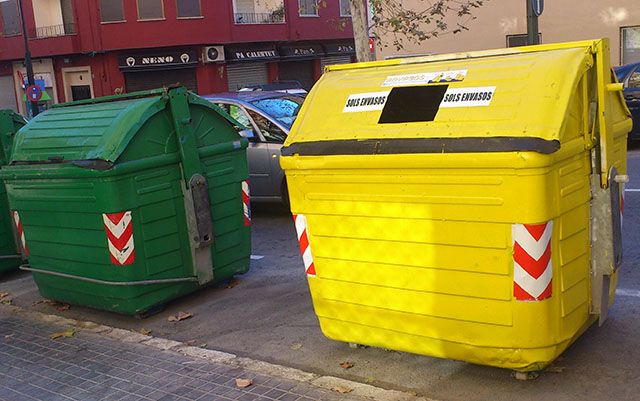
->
[0,309,372,401]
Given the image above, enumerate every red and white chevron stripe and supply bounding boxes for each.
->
[242,180,251,226]
[512,221,553,301]
[103,211,135,266]
[293,214,316,277]
[12,211,28,257]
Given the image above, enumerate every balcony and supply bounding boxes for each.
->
[234,12,285,24]
[29,23,76,39]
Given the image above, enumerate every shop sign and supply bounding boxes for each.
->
[322,42,356,55]
[119,50,198,71]
[279,44,324,59]
[225,46,280,62]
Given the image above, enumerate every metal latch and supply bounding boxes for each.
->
[188,174,213,248]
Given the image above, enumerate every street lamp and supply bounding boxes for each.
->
[0,0,38,117]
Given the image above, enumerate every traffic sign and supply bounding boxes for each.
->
[26,84,43,102]
[531,0,543,16]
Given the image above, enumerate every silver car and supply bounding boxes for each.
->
[204,92,305,205]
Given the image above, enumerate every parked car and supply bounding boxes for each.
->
[238,80,308,95]
[614,62,640,142]
[204,91,305,205]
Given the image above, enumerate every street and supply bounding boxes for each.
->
[2,150,640,401]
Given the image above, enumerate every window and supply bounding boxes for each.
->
[298,0,318,16]
[250,97,303,129]
[0,0,21,36]
[100,0,124,22]
[339,0,351,17]
[622,26,640,65]
[137,0,164,20]
[247,109,287,143]
[216,103,258,141]
[176,0,201,18]
[629,70,640,89]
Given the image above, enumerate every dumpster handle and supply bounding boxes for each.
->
[0,255,21,260]
[19,265,198,286]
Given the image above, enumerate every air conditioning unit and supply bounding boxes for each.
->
[203,46,225,63]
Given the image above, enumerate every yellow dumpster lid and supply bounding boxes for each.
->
[283,40,622,156]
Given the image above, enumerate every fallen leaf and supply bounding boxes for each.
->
[138,328,152,336]
[339,361,354,369]
[290,342,303,350]
[198,343,207,348]
[331,385,353,394]
[235,378,252,388]
[546,366,566,373]
[50,329,76,340]
[0,292,9,299]
[1,299,12,305]
[167,311,193,322]
[36,300,70,311]
[364,377,375,384]
[225,279,239,289]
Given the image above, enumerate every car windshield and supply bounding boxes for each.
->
[249,96,304,129]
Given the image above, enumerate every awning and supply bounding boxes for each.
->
[225,45,280,62]
[278,44,324,59]
[322,41,356,56]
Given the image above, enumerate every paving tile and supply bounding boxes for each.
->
[0,314,366,401]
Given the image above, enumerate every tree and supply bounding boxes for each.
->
[349,0,487,62]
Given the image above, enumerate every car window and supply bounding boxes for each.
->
[629,69,640,89]
[246,109,287,143]
[214,103,258,141]
[250,96,303,129]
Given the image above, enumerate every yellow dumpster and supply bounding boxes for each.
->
[280,39,631,371]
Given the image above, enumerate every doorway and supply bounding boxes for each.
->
[62,67,94,102]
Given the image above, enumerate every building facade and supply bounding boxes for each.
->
[377,1,640,66]
[0,0,355,113]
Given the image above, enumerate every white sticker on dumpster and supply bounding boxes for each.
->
[343,91,390,113]
[382,70,468,87]
[440,86,496,108]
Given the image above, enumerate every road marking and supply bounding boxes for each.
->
[624,188,640,192]
[250,255,264,260]
[616,288,640,298]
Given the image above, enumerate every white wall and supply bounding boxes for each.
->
[376,0,640,66]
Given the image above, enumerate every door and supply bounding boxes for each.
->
[278,60,315,91]
[213,102,273,197]
[624,65,640,138]
[226,63,268,91]
[62,68,94,102]
[71,85,92,101]
[245,108,287,197]
[124,69,197,92]
[0,75,17,111]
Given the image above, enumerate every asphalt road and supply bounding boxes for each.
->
[2,150,640,400]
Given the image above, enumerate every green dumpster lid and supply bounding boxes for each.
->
[0,109,26,165]
[10,88,241,163]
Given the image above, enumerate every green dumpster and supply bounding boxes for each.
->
[0,87,251,315]
[0,109,27,274]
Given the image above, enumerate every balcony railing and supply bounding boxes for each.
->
[29,23,76,39]
[234,12,285,24]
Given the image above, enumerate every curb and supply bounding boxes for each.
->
[2,304,434,401]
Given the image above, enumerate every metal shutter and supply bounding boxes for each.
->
[0,76,17,111]
[226,63,268,91]
[124,69,197,93]
[320,56,352,72]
